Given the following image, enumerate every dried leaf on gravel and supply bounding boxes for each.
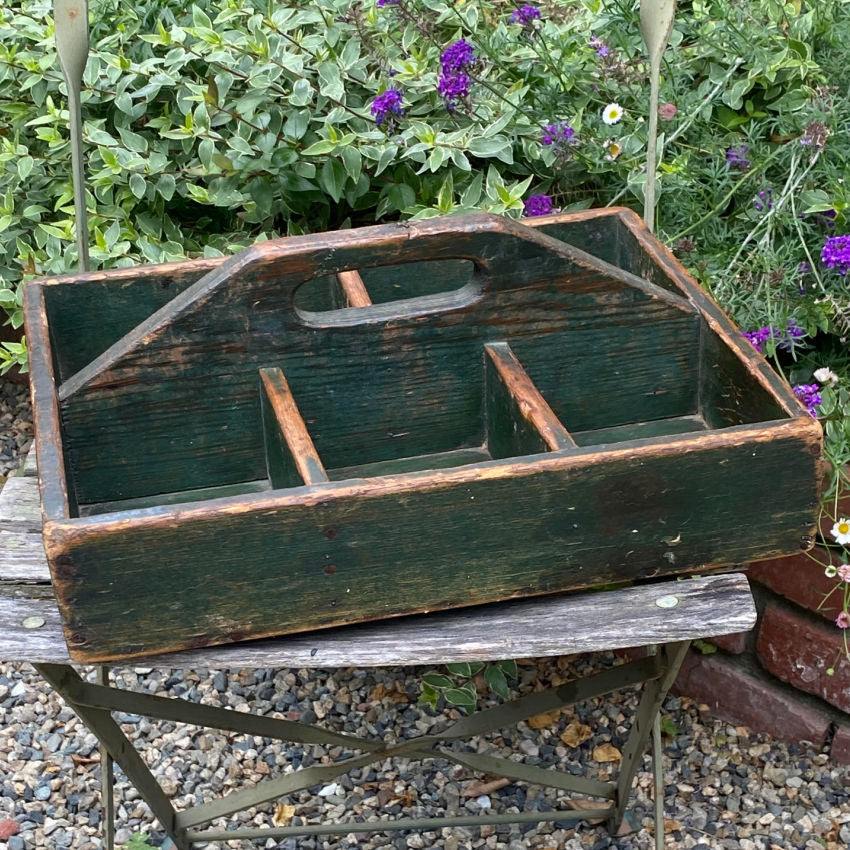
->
[565,798,610,825]
[462,777,510,797]
[528,709,561,729]
[272,803,296,827]
[560,720,592,747]
[592,743,622,763]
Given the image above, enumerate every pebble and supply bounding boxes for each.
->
[2,386,850,850]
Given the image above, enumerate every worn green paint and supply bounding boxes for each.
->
[50,425,817,660]
[52,214,697,505]
[26,210,821,660]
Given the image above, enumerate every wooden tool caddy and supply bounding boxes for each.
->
[25,208,821,661]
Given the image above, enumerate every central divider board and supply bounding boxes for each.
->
[54,214,698,507]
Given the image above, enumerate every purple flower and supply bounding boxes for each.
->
[726,145,750,170]
[440,39,476,73]
[523,194,553,217]
[754,188,773,212]
[438,39,476,110]
[744,321,805,354]
[793,383,822,417]
[821,235,850,276]
[377,0,401,5]
[371,88,404,130]
[542,122,575,147]
[797,261,812,275]
[510,5,541,26]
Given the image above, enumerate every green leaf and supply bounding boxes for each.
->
[467,137,512,163]
[446,662,471,678]
[301,139,337,156]
[192,5,214,30]
[156,174,176,201]
[460,173,483,207]
[320,159,347,202]
[421,673,453,689]
[484,665,510,700]
[17,157,34,180]
[444,687,476,709]
[497,659,518,679]
[341,146,362,182]
[290,78,312,108]
[129,173,147,199]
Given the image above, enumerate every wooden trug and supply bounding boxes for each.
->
[24,209,821,661]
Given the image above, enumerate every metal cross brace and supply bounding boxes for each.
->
[35,641,689,848]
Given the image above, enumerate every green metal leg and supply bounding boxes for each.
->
[34,664,190,850]
[607,641,690,839]
[95,666,115,850]
[36,649,683,846]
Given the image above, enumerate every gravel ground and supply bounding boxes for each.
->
[1,377,848,850]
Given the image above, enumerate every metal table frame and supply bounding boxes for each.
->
[1,455,756,849]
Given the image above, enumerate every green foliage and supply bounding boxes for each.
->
[123,834,159,850]
[419,658,516,712]
[0,0,847,334]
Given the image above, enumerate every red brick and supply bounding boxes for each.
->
[831,724,850,765]
[706,631,748,654]
[673,650,830,746]
[756,604,850,713]
[748,548,844,621]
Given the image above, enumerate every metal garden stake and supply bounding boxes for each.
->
[640,0,676,234]
[53,0,90,272]
[55,4,111,846]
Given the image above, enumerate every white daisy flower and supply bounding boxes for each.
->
[831,518,850,545]
[603,138,622,161]
[813,367,839,386]
[602,103,623,125]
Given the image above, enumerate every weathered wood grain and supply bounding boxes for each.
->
[22,284,74,521]
[0,527,50,583]
[260,368,328,488]
[336,270,372,308]
[0,474,42,528]
[43,419,817,661]
[0,572,756,666]
[485,342,576,458]
[50,214,698,504]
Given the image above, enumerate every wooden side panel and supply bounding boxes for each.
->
[53,215,698,506]
[700,325,789,428]
[47,424,819,661]
[260,368,328,488]
[485,342,575,458]
[39,259,218,382]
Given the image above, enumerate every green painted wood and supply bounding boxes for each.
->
[572,414,707,447]
[699,325,788,428]
[41,260,216,381]
[51,215,697,505]
[48,422,818,661]
[485,342,575,459]
[486,344,552,460]
[327,447,492,481]
[79,481,270,517]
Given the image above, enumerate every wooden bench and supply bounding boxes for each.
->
[0,453,757,849]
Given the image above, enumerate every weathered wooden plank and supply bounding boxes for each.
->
[572,414,707,447]
[0,474,42,528]
[485,342,575,458]
[0,527,50,583]
[22,284,74,521]
[260,368,328,488]
[44,421,815,661]
[80,480,270,517]
[336,270,372,308]
[327,447,492,481]
[48,214,698,504]
[0,573,756,665]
